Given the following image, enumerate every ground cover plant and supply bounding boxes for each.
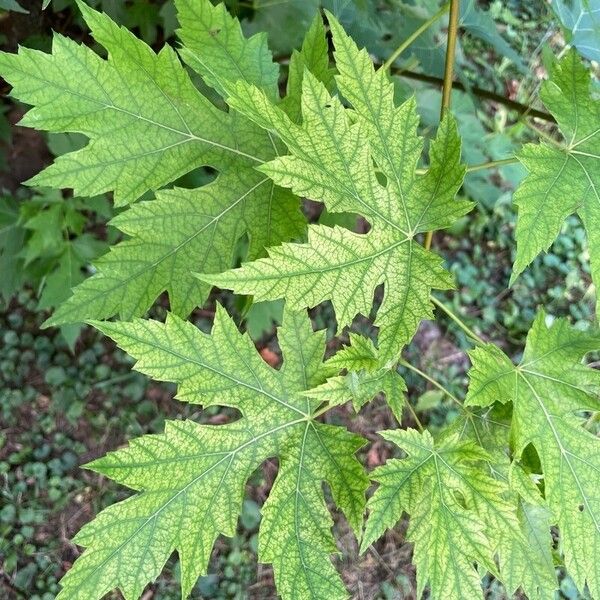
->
[0,0,599,599]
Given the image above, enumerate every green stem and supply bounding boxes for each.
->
[466,156,520,173]
[430,296,486,345]
[311,403,332,419]
[425,0,459,252]
[402,396,425,432]
[398,358,463,409]
[440,0,460,115]
[383,2,450,71]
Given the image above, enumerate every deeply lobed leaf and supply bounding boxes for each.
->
[58,306,369,600]
[467,312,600,597]
[363,429,510,600]
[512,50,600,313]
[0,0,332,327]
[205,14,471,362]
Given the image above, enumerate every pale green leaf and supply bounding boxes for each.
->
[7,0,308,327]
[512,50,600,313]
[306,332,406,419]
[466,311,600,597]
[325,333,380,373]
[444,405,558,599]
[204,15,471,361]
[306,368,405,416]
[175,0,280,99]
[44,171,304,325]
[362,429,507,600]
[0,0,278,206]
[281,14,335,122]
[57,306,368,600]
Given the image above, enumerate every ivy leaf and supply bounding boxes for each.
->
[205,14,471,361]
[466,311,600,597]
[58,306,368,600]
[0,0,279,206]
[511,50,600,312]
[362,429,507,600]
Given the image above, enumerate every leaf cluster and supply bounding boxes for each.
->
[1,1,600,599]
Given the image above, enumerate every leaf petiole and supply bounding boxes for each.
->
[398,358,463,411]
[382,2,451,71]
[430,296,486,345]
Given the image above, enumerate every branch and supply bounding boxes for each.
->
[440,0,460,115]
[394,70,556,123]
[425,0,460,251]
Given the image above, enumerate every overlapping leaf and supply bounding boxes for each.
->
[57,306,368,600]
[175,0,279,100]
[466,312,600,597]
[443,405,558,599]
[205,14,471,361]
[362,429,521,600]
[305,333,406,420]
[0,0,319,326]
[511,50,600,312]
[0,0,271,205]
[46,170,303,324]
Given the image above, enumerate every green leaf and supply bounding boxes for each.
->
[281,14,335,122]
[363,429,512,600]
[21,203,65,265]
[0,0,28,13]
[443,405,558,599]
[244,298,284,339]
[0,0,279,206]
[460,0,526,72]
[466,311,600,597]
[175,0,280,100]
[44,172,304,325]
[305,333,406,420]
[306,367,405,416]
[551,0,600,62]
[58,306,368,600]
[511,50,600,313]
[5,0,308,327]
[326,333,380,373]
[0,195,25,304]
[204,15,471,361]
[243,0,320,55]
